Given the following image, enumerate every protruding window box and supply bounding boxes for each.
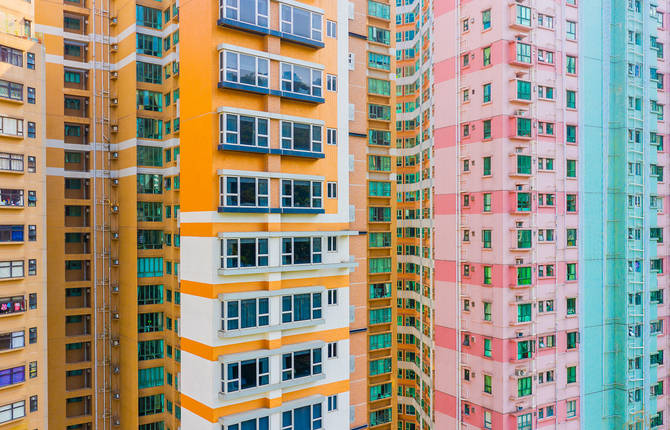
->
[0,297,25,316]
[509,4,532,31]
[509,40,533,68]
[510,265,533,288]
[0,117,23,139]
[510,79,533,104]
[510,191,533,214]
[509,154,532,177]
[217,0,325,49]
[510,229,532,252]
[0,189,24,208]
[510,116,533,140]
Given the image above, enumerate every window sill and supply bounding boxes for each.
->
[217,144,325,159]
[0,132,23,140]
[218,81,274,96]
[219,373,325,402]
[218,207,325,214]
[218,318,324,338]
[280,91,325,104]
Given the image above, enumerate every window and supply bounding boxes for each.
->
[517,117,531,137]
[567,331,578,349]
[28,293,36,309]
[368,26,390,45]
[370,408,391,427]
[138,312,163,333]
[369,129,391,146]
[281,404,323,430]
[281,237,322,265]
[482,46,491,66]
[221,0,269,27]
[482,84,491,103]
[223,357,269,393]
[566,194,577,212]
[0,331,24,351]
[281,121,322,153]
[281,180,322,209]
[566,90,576,108]
[517,155,531,174]
[0,45,22,67]
[517,80,531,100]
[137,257,163,277]
[327,182,337,198]
[484,338,492,357]
[566,20,577,39]
[327,342,337,358]
[369,181,391,197]
[138,284,163,305]
[518,376,532,397]
[220,113,269,148]
[482,230,491,248]
[369,333,391,350]
[368,103,391,120]
[138,339,163,360]
[483,374,492,393]
[327,288,337,304]
[567,366,576,384]
[368,78,390,96]
[368,52,390,70]
[517,267,532,285]
[220,51,269,88]
[137,117,163,139]
[0,400,24,424]
[0,116,23,137]
[325,74,337,92]
[137,62,162,84]
[138,367,164,388]
[516,42,531,63]
[567,228,577,247]
[483,156,491,176]
[0,366,24,388]
[139,394,164,416]
[566,55,577,74]
[0,80,22,101]
[566,400,576,418]
[280,4,322,42]
[221,176,269,208]
[29,327,36,343]
[516,5,531,26]
[483,302,492,321]
[281,63,322,97]
[0,261,23,279]
[326,20,337,38]
[222,298,269,331]
[517,303,532,322]
[136,33,162,56]
[482,9,491,29]
[517,413,532,430]
[282,348,322,381]
[221,238,268,268]
[538,13,554,28]
[137,5,162,29]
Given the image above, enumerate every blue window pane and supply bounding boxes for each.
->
[294,406,310,429]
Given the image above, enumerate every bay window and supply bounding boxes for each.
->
[281,121,322,153]
[222,238,269,268]
[280,4,323,42]
[282,237,322,265]
[282,293,322,323]
[281,180,322,209]
[221,176,269,208]
[0,153,23,172]
[220,51,269,88]
[281,348,322,381]
[0,116,23,137]
[220,113,269,147]
[220,0,269,27]
[0,261,23,279]
[222,298,269,330]
[280,63,322,97]
[281,404,322,430]
[222,357,269,393]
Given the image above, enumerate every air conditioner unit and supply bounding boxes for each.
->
[516,258,524,265]
[110,16,118,25]
[516,221,523,228]
[516,332,524,338]
[113,392,120,400]
[111,151,119,159]
[111,339,120,346]
[113,419,121,426]
[112,232,119,239]
[112,259,119,266]
[112,312,119,319]
[111,125,119,133]
[111,44,118,52]
[111,205,119,213]
[112,178,119,186]
[515,109,527,116]
[113,366,120,374]
[111,98,118,105]
[112,285,120,293]
[110,71,118,79]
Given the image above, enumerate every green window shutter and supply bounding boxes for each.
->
[517,80,531,100]
[517,155,531,174]
[483,156,491,176]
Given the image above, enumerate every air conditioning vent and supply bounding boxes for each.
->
[111,151,119,159]
[111,71,118,79]
[113,392,120,400]
[110,16,118,25]
[111,178,119,186]
[111,125,119,133]
[111,98,118,105]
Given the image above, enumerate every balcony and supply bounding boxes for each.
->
[65,288,91,309]
[65,341,91,364]
[65,395,92,418]
[64,68,88,90]
[64,40,88,63]
[0,189,24,208]
[64,96,89,118]
[65,233,90,254]
[66,368,92,391]
[64,12,87,35]
[64,123,89,145]
[64,178,90,200]
[508,40,533,68]
[64,151,90,172]
[65,206,90,227]
[0,296,25,316]
[65,260,90,282]
[65,314,91,337]
[510,116,532,140]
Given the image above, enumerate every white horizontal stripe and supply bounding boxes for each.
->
[274,0,324,14]
[45,138,179,151]
[217,230,358,239]
[216,169,323,181]
[180,210,350,224]
[217,43,324,70]
[216,106,324,126]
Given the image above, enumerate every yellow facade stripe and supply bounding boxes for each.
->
[181,275,350,298]
[182,327,349,361]
[181,380,350,423]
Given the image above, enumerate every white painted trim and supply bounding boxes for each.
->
[217,169,324,181]
[217,231,358,239]
[216,106,325,126]
[217,43,324,70]
[272,0,324,14]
